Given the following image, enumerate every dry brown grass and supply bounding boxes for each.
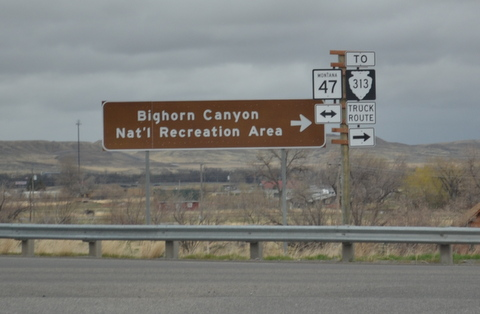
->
[102,241,165,259]
[1,238,480,261]
[0,239,21,255]
[36,240,89,256]
[0,239,165,259]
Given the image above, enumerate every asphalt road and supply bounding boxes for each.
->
[1,257,480,314]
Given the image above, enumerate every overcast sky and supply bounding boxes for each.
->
[1,0,479,145]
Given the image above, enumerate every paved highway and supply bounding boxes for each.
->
[1,257,479,313]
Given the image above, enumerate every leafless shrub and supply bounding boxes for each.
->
[350,152,406,226]
[234,190,279,225]
[109,188,146,225]
[36,196,78,224]
[0,185,28,223]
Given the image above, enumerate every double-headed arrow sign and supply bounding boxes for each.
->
[321,110,337,118]
[103,99,325,151]
[314,104,341,124]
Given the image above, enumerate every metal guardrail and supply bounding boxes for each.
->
[1,224,479,264]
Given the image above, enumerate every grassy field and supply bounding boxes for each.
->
[3,184,480,263]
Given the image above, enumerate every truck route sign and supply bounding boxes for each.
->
[103,99,325,151]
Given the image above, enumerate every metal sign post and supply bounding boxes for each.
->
[281,149,288,255]
[145,151,151,225]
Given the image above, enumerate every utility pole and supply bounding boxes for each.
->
[76,120,81,173]
[200,163,204,202]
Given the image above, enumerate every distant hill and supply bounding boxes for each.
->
[1,135,479,174]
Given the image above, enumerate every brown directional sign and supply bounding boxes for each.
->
[103,99,325,151]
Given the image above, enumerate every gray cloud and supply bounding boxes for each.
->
[1,0,479,144]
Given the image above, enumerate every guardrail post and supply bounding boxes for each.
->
[439,244,453,265]
[21,239,35,257]
[342,242,354,262]
[165,241,179,259]
[249,241,263,260]
[86,241,102,258]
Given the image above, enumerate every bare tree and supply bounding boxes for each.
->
[466,148,480,190]
[459,148,480,207]
[431,157,465,201]
[466,148,480,191]
[252,149,311,201]
[350,152,406,225]
[57,157,96,198]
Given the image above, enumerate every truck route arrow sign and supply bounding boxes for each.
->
[349,128,376,147]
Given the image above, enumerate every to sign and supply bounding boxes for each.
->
[315,104,341,124]
[346,70,376,101]
[346,51,375,67]
[103,99,325,151]
[349,128,375,147]
[312,69,342,100]
[347,102,376,125]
